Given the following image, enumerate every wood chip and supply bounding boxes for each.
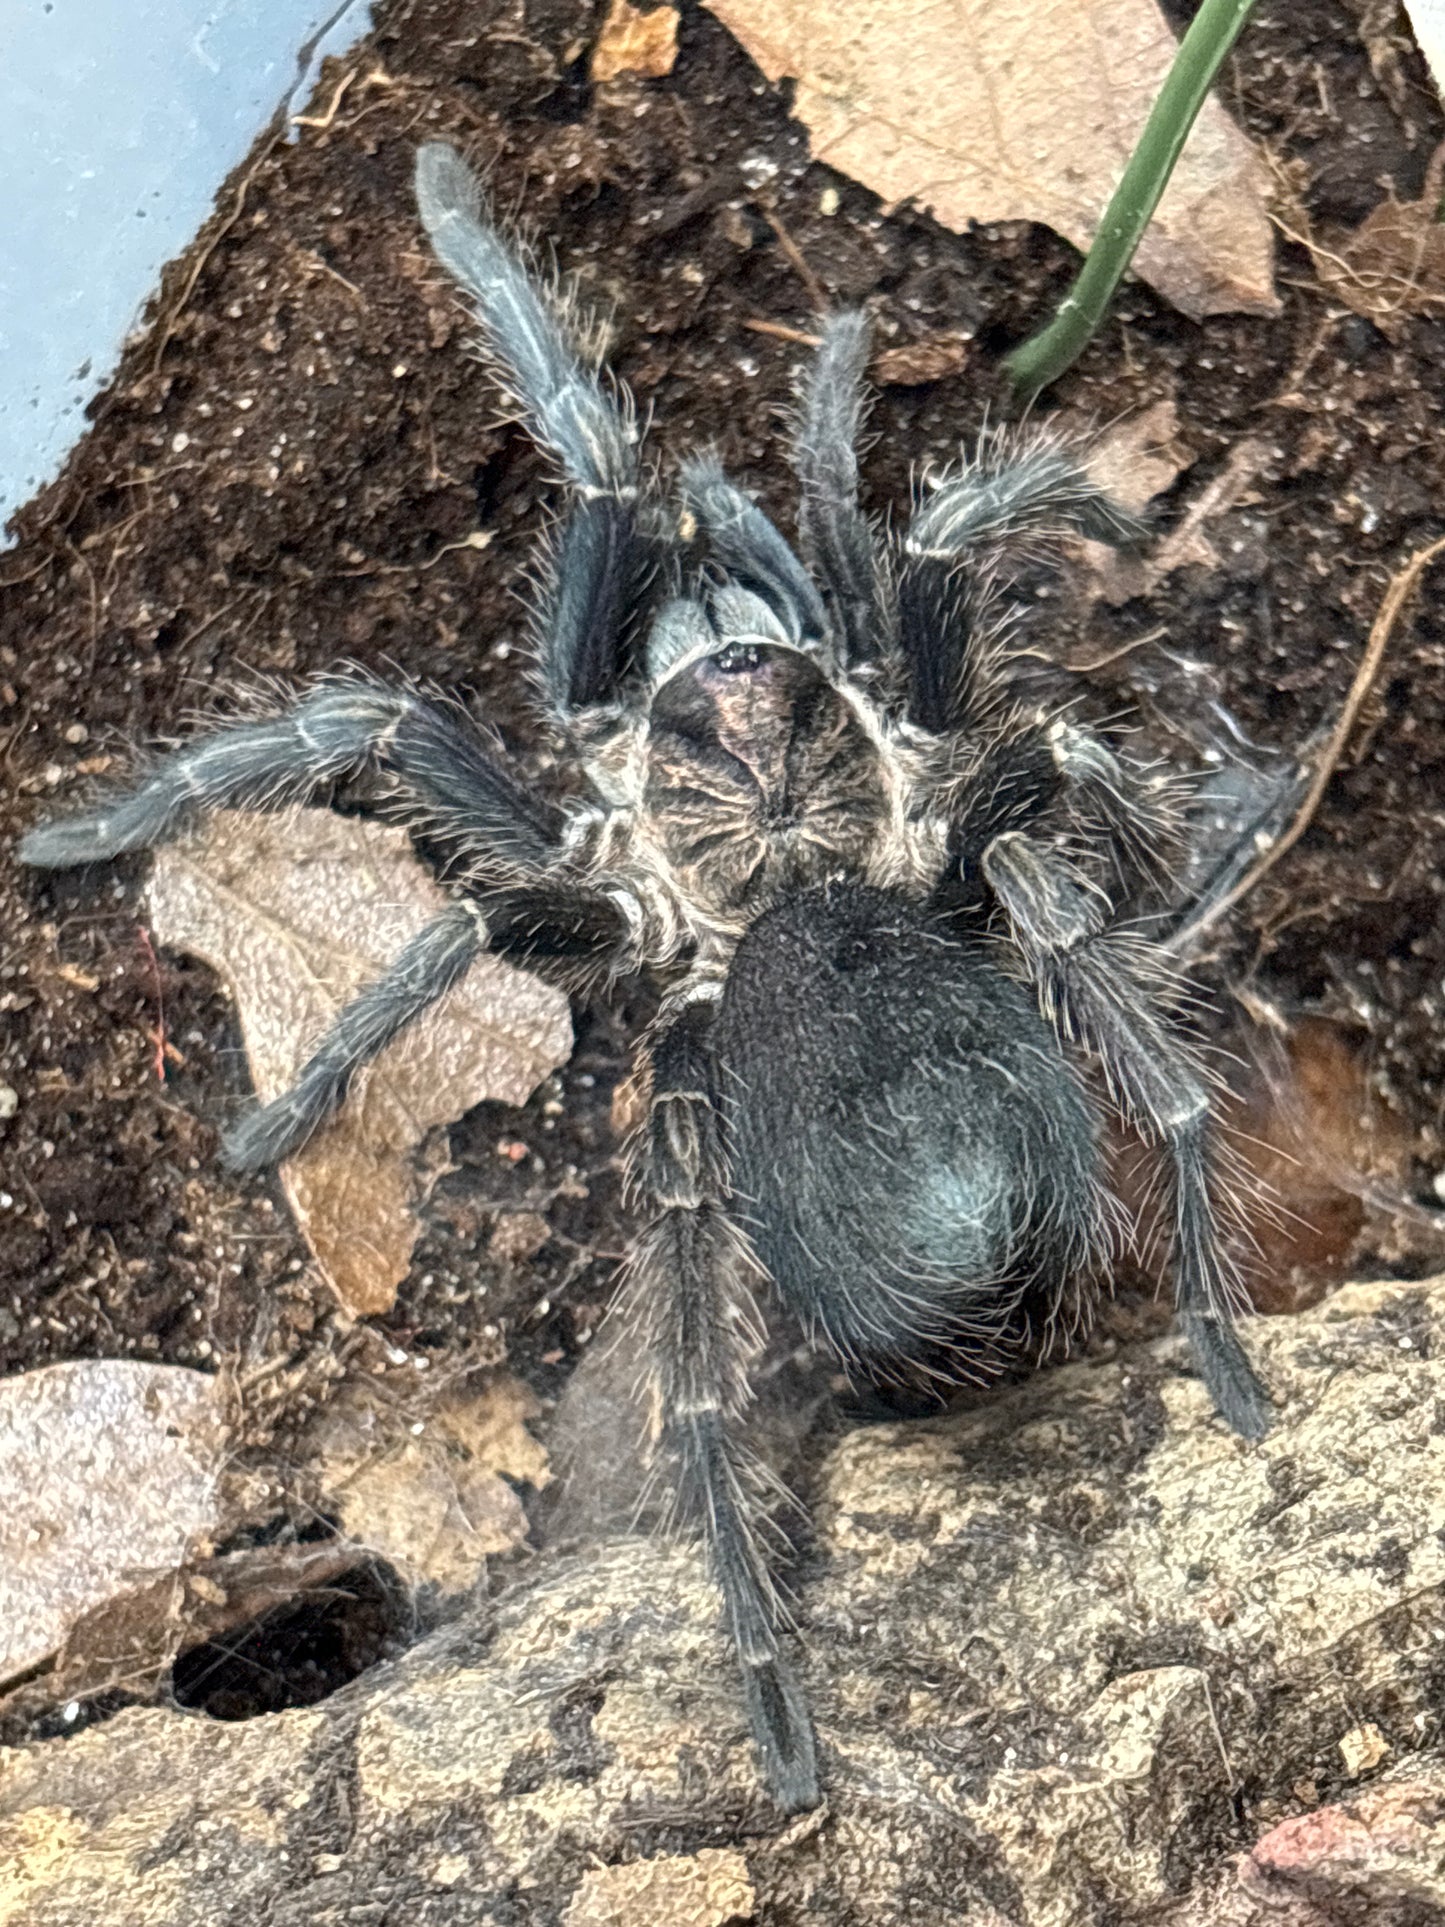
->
[870,330,972,386]
[592,0,680,82]
[1338,1721,1390,1777]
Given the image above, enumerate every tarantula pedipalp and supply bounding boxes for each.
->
[20,142,1271,1813]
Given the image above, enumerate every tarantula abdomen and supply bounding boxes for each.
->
[714,883,1106,1380]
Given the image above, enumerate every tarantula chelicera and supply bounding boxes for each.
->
[21,143,1270,1811]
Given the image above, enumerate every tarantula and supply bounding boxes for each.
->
[20,143,1270,1812]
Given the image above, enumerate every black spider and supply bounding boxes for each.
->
[20,143,1270,1813]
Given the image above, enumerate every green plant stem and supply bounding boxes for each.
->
[1005,0,1257,398]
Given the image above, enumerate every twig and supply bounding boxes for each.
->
[1005,0,1258,396]
[291,64,398,133]
[1062,624,1167,673]
[1185,532,1445,941]
[135,924,169,1082]
[756,203,828,314]
[742,317,823,349]
[149,135,283,376]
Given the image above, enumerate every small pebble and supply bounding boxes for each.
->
[63,723,88,745]
[0,1086,17,1120]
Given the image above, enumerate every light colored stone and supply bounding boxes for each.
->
[562,1849,753,1925]
[5,1280,1445,1923]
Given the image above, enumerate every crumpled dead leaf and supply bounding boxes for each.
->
[1077,409,1269,606]
[591,0,680,82]
[1306,144,1445,337]
[147,810,572,1319]
[307,1374,549,1591]
[0,1541,363,1733]
[1080,398,1191,515]
[704,0,1276,319]
[0,1362,230,1684]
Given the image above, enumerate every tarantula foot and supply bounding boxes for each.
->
[741,1655,820,1813]
[1182,1312,1272,1441]
[222,1094,329,1173]
[19,813,133,870]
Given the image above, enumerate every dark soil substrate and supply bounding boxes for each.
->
[3,0,1445,1702]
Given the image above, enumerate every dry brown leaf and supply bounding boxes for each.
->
[0,1362,230,1684]
[704,0,1276,320]
[1079,398,1190,513]
[0,1541,363,1732]
[591,0,680,82]
[1082,425,1267,606]
[308,1375,549,1591]
[1072,398,1193,602]
[147,810,572,1318]
[1308,149,1445,337]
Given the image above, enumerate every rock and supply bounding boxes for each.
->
[1156,1761,1445,1926]
[561,1848,754,1925]
[1242,1772,1445,1925]
[4,1278,1445,1924]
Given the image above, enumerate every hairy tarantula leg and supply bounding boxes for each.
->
[947,721,1181,904]
[793,312,883,665]
[898,439,1146,732]
[18,682,559,873]
[224,901,486,1171]
[627,998,820,1811]
[982,832,1272,1441]
[227,880,642,1171]
[1045,720,1183,900]
[905,437,1146,562]
[678,456,827,649]
[415,144,632,499]
[415,144,659,714]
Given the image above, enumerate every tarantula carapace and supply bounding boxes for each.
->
[20,142,1270,1811]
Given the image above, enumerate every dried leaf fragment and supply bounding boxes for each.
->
[147,810,572,1318]
[308,1375,549,1590]
[591,0,680,82]
[1083,424,1268,605]
[1079,398,1191,515]
[1308,150,1445,337]
[704,0,1276,319]
[0,1541,363,1732]
[1072,397,1194,602]
[0,1362,229,1683]
[870,329,972,386]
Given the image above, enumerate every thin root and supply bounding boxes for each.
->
[1189,530,1445,938]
